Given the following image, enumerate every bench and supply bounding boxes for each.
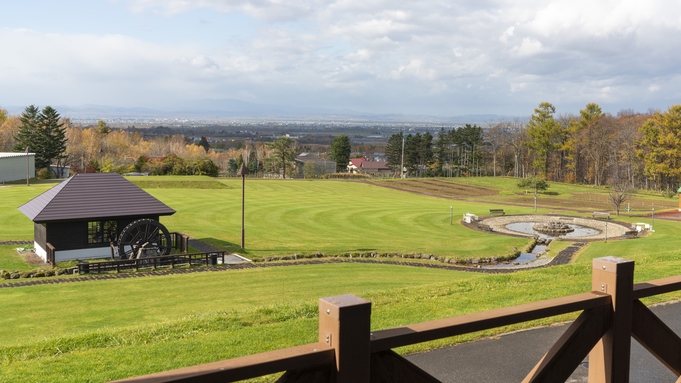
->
[592,211,610,220]
[489,209,505,216]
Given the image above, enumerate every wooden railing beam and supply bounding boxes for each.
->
[371,292,610,352]
[522,305,611,383]
[633,275,681,299]
[112,343,334,383]
[631,299,681,376]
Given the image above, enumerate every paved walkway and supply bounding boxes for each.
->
[407,301,681,382]
[188,238,250,264]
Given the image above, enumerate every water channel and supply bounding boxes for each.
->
[483,221,600,268]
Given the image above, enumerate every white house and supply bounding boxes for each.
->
[0,152,35,183]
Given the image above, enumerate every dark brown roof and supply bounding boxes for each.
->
[360,161,390,170]
[18,173,176,222]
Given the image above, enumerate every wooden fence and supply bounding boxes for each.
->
[114,256,681,383]
[46,243,55,267]
[169,232,189,253]
[78,252,226,274]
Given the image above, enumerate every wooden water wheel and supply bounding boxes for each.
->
[117,218,171,259]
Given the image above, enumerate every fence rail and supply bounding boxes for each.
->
[114,257,681,383]
[78,252,226,274]
[46,242,55,267]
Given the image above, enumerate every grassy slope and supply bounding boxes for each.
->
[2,176,681,382]
[0,263,476,346]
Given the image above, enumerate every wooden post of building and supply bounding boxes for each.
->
[318,294,372,383]
[588,256,635,383]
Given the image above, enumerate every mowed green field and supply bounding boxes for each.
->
[1,177,530,259]
[2,176,681,382]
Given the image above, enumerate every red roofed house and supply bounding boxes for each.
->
[347,158,366,173]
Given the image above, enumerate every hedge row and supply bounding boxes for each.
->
[0,268,71,280]
[256,251,521,265]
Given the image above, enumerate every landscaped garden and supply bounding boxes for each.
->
[2,176,681,382]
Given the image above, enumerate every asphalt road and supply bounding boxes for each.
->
[407,301,681,382]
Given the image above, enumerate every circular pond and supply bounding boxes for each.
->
[478,215,631,241]
[505,222,600,239]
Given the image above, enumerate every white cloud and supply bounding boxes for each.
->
[510,37,543,57]
[3,1,681,115]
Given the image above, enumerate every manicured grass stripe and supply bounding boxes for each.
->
[0,263,476,346]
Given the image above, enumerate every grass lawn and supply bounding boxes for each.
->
[1,176,681,382]
[0,263,477,346]
[0,245,33,271]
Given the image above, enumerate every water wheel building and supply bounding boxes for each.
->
[18,173,176,262]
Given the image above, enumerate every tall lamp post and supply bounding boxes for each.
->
[25,146,30,186]
[237,163,249,250]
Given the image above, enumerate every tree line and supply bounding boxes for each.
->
[381,102,681,193]
[3,102,681,189]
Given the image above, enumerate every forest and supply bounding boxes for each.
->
[1,102,680,192]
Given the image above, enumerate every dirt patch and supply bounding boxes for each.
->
[22,252,48,266]
[655,210,681,220]
[366,179,498,198]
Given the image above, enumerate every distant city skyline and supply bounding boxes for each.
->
[2,0,680,118]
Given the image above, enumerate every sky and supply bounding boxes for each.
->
[1,0,680,117]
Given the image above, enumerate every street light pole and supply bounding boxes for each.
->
[237,163,250,250]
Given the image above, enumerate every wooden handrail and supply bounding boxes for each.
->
[371,292,610,352]
[633,275,681,299]
[113,258,681,383]
[113,342,334,382]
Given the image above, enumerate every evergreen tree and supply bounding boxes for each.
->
[40,106,67,172]
[198,136,210,152]
[12,105,40,155]
[385,132,404,172]
[329,134,351,172]
[13,105,68,171]
[525,102,562,177]
[247,149,259,174]
[266,136,298,178]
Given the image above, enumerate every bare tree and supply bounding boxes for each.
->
[608,179,634,216]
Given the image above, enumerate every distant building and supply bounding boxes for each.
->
[0,152,35,183]
[294,153,336,177]
[348,158,366,173]
[360,161,391,175]
[49,164,70,179]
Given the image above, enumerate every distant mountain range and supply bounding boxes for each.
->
[4,99,522,124]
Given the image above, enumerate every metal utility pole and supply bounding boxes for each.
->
[237,163,250,250]
[25,147,30,186]
[400,135,405,179]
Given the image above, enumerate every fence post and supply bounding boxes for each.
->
[588,256,634,383]
[318,294,371,383]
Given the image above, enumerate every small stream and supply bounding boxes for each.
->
[482,221,599,268]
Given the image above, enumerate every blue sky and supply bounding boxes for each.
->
[1,0,680,117]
